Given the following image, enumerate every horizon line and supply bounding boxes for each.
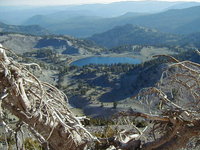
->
[0,0,200,7]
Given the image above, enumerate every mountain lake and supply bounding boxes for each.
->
[71,56,141,66]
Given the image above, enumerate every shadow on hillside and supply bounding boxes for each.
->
[35,38,67,48]
[99,63,166,102]
[69,96,90,108]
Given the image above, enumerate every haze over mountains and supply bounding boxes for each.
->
[23,4,200,37]
[1,1,200,37]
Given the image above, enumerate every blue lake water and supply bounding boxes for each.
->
[71,56,141,67]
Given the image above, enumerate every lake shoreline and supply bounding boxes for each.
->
[71,55,142,66]
[69,52,146,66]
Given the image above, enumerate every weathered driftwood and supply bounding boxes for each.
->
[132,54,200,150]
[0,44,96,150]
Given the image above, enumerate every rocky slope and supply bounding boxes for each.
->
[0,32,104,55]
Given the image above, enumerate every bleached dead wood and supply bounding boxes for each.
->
[0,44,96,150]
[129,55,200,150]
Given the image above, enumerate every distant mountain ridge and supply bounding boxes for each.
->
[23,5,200,37]
[165,2,200,10]
[2,1,195,25]
[88,24,200,49]
[126,6,200,34]
[0,22,50,35]
[88,24,181,48]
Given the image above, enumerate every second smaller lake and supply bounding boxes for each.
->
[71,56,141,67]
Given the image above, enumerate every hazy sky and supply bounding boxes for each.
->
[1,0,200,6]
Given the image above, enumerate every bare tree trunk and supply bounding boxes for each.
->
[142,120,200,150]
[0,45,95,150]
